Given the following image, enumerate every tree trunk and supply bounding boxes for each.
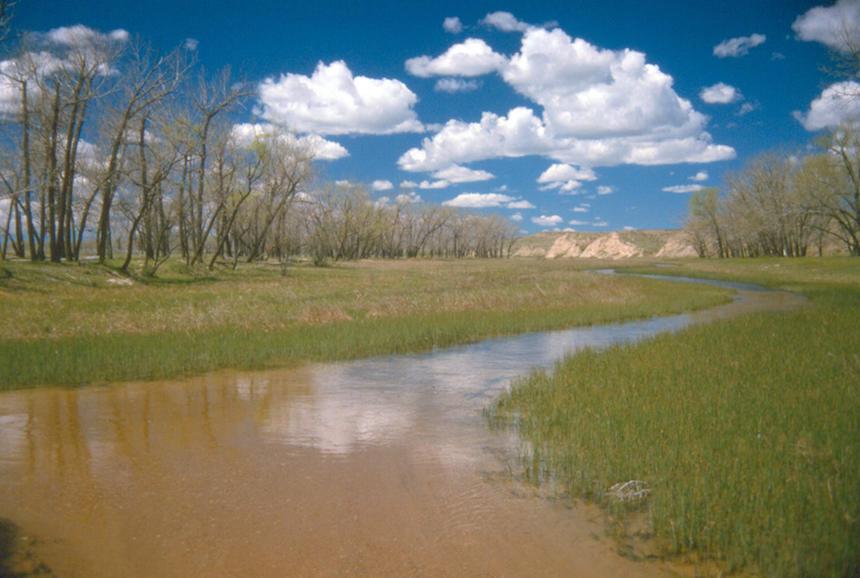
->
[20,81,37,260]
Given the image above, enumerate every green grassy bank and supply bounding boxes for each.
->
[0,258,730,389]
[492,258,860,578]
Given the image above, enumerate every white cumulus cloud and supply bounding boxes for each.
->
[295,134,350,160]
[738,102,757,116]
[506,199,535,209]
[689,171,708,181]
[793,0,860,53]
[398,107,551,171]
[700,82,741,104]
[230,123,349,160]
[537,163,597,184]
[44,24,129,48]
[713,33,766,58]
[257,60,423,135]
[510,212,523,221]
[795,81,860,130]
[482,11,531,33]
[418,179,450,189]
[432,164,495,183]
[398,26,734,173]
[434,78,480,93]
[537,163,597,192]
[662,184,704,194]
[442,192,533,208]
[552,181,584,193]
[443,16,463,34]
[504,29,708,139]
[406,38,506,78]
[399,108,732,172]
[372,179,394,191]
[443,192,513,207]
[597,185,614,195]
[396,192,423,204]
[531,214,564,227]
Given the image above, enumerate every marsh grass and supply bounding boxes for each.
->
[0,258,729,389]
[492,260,860,578]
[625,256,860,290]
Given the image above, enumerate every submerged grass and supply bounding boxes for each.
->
[492,258,860,578]
[0,258,730,389]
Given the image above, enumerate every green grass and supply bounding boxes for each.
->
[492,258,860,578]
[623,256,860,291]
[0,258,730,389]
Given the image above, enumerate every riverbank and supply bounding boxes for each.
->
[492,257,860,578]
[0,258,731,390]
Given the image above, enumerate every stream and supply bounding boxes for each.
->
[0,273,803,577]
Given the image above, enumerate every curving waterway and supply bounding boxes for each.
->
[0,273,804,577]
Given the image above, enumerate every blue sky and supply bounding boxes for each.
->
[13,0,855,232]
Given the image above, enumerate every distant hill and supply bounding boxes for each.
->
[512,229,698,260]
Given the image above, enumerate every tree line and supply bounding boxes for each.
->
[0,19,517,274]
[297,185,516,265]
[686,128,860,258]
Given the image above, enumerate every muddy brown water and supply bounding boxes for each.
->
[0,275,803,577]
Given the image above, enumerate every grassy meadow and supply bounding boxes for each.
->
[0,258,731,389]
[492,257,860,578]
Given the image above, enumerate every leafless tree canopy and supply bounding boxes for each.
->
[686,129,860,257]
[0,22,518,271]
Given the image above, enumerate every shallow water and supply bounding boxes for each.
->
[0,274,803,577]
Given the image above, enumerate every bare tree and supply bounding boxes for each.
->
[207,138,263,269]
[243,135,312,263]
[795,129,860,255]
[178,68,248,263]
[0,20,521,270]
[95,42,189,262]
[119,112,183,274]
[723,154,812,257]
[686,187,725,258]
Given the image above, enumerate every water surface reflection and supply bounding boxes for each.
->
[0,278,803,577]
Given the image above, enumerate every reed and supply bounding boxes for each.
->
[492,260,860,578]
